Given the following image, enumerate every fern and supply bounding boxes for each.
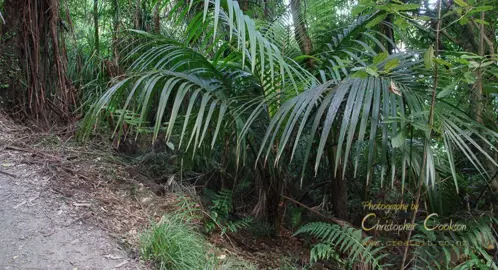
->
[309,242,341,264]
[204,189,252,235]
[295,222,388,268]
[411,215,498,270]
[225,216,253,234]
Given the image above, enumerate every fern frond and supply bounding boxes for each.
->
[412,215,498,270]
[295,222,388,268]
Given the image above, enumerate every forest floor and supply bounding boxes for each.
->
[0,113,312,269]
[0,164,145,269]
[0,114,151,269]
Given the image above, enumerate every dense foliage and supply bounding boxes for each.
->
[1,0,497,268]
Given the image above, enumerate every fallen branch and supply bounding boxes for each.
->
[0,170,17,178]
[6,145,62,161]
[281,195,366,236]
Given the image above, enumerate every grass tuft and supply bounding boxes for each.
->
[140,213,208,269]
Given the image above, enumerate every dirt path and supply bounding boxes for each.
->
[0,155,144,269]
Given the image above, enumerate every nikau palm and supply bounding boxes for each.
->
[81,0,498,268]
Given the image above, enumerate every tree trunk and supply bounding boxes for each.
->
[473,11,498,193]
[290,0,314,69]
[154,0,161,34]
[383,14,395,54]
[0,0,74,124]
[135,0,141,30]
[240,0,249,11]
[326,140,348,219]
[111,0,119,62]
[93,0,100,57]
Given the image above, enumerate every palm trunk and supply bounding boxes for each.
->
[326,134,347,219]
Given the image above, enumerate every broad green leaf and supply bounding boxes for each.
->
[391,131,405,148]
[394,17,409,30]
[366,13,387,29]
[464,72,476,84]
[373,52,388,65]
[437,81,458,98]
[365,67,379,77]
[424,46,434,69]
[470,5,494,12]
[459,16,469,25]
[474,19,489,25]
[384,59,399,72]
[469,60,481,68]
[454,0,468,7]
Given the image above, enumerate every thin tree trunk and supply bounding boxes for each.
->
[472,11,485,124]
[290,0,314,69]
[93,0,99,57]
[111,0,119,62]
[154,0,161,34]
[135,0,141,29]
[384,14,395,54]
[473,11,498,193]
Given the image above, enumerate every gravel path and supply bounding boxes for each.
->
[0,161,144,270]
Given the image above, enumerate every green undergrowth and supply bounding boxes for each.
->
[139,212,257,270]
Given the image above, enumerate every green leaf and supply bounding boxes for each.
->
[365,67,379,77]
[464,72,476,84]
[461,54,480,59]
[468,60,480,68]
[459,16,469,25]
[484,86,498,94]
[391,4,420,11]
[474,19,489,25]
[384,58,399,72]
[454,0,468,7]
[394,17,410,30]
[417,15,431,21]
[166,142,175,150]
[366,13,387,29]
[373,52,388,65]
[470,5,494,12]
[392,131,405,148]
[480,61,494,68]
[434,58,452,68]
[424,46,434,69]
[352,70,368,78]
[437,81,458,99]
